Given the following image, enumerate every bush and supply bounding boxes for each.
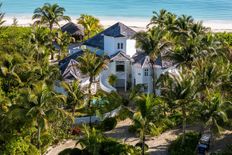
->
[168,132,200,155]
[117,108,133,121]
[3,136,39,155]
[58,148,83,155]
[100,138,141,155]
[101,117,117,131]
[135,142,149,151]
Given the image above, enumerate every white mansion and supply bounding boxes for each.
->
[59,22,176,94]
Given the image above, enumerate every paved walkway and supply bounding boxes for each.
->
[46,119,232,155]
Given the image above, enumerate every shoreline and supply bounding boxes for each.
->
[3,15,232,32]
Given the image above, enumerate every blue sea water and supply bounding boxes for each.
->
[1,0,232,21]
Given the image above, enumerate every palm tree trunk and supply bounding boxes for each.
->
[38,126,41,155]
[72,106,75,117]
[182,105,187,144]
[142,129,145,155]
[88,77,93,127]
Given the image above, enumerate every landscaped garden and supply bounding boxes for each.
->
[0,2,231,155]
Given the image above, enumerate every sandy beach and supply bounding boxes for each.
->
[3,15,232,32]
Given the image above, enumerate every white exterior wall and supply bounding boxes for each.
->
[104,36,115,55]
[132,65,155,93]
[142,68,153,93]
[126,39,136,57]
[132,66,143,85]
[104,36,136,57]
[104,36,127,56]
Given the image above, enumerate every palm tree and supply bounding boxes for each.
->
[133,94,161,155]
[54,30,74,60]
[0,3,5,27]
[77,50,108,126]
[134,27,171,93]
[164,72,196,142]
[170,15,194,40]
[77,14,103,39]
[148,9,176,29]
[61,80,84,117]
[193,58,229,101]
[32,3,70,32]
[76,125,104,155]
[20,82,67,153]
[200,93,232,136]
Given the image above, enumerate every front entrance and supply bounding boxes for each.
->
[116,79,125,89]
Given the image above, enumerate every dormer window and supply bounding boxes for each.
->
[117,43,123,50]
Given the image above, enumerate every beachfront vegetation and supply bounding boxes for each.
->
[0,3,5,26]
[0,2,231,155]
[32,3,70,32]
[77,14,103,40]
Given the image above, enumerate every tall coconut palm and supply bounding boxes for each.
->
[61,80,84,117]
[77,50,108,126]
[133,94,161,155]
[200,93,232,136]
[77,14,103,39]
[76,125,104,155]
[170,15,194,40]
[32,3,70,32]
[0,3,5,27]
[164,72,196,142]
[134,27,171,93]
[54,30,74,60]
[20,82,67,153]
[148,9,176,30]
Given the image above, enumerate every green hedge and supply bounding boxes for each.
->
[168,132,200,155]
[96,117,117,131]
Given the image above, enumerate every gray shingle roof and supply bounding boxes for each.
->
[59,50,84,74]
[84,22,136,49]
[61,22,84,36]
[132,52,163,68]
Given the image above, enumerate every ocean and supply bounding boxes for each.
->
[1,0,232,21]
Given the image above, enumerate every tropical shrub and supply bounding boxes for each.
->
[168,132,200,155]
[3,136,39,155]
[101,117,117,131]
[58,148,82,155]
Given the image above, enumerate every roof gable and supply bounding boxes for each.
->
[110,51,131,61]
[84,22,136,49]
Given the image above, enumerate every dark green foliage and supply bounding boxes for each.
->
[58,148,83,155]
[168,132,200,155]
[2,136,40,155]
[60,138,141,155]
[101,117,117,131]
[215,32,232,47]
[135,142,149,152]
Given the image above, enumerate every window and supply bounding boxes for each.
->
[116,61,125,72]
[117,43,120,49]
[117,43,123,50]
[144,68,149,76]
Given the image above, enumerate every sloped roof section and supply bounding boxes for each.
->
[84,22,136,49]
[132,52,163,68]
[59,50,84,74]
[62,59,80,80]
[61,22,84,36]
[110,51,131,61]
